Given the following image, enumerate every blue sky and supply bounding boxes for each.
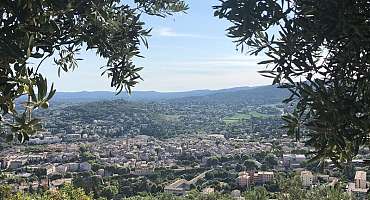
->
[39,0,271,92]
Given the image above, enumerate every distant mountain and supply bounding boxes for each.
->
[49,85,288,105]
[167,85,289,105]
[50,86,253,103]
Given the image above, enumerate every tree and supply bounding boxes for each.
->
[0,184,12,200]
[263,153,278,170]
[235,163,244,172]
[243,159,258,171]
[101,185,119,200]
[214,0,370,165]
[0,0,188,142]
[244,187,269,200]
[276,176,306,200]
[342,163,356,181]
[73,173,104,198]
[207,156,220,167]
[80,151,97,162]
[0,183,92,200]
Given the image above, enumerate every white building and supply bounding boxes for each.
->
[28,136,61,145]
[66,163,80,172]
[283,154,306,168]
[202,187,214,194]
[347,171,369,200]
[43,164,56,175]
[255,171,274,184]
[237,174,251,188]
[164,179,190,195]
[355,171,367,189]
[55,165,68,174]
[231,190,245,200]
[301,171,314,187]
[7,160,26,170]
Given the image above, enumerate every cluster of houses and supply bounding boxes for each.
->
[237,171,274,188]
[2,133,370,199]
[300,170,370,200]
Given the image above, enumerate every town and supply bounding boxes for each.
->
[1,131,370,199]
[1,0,369,199]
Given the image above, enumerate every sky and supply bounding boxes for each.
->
[39,0,271,92]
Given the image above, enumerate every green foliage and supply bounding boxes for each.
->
[0,0,187,142]
[243,159,258,171]
[206,156,220,167]
[73,173,103,198]
[262,153,278,170]
[214,0,370,165]
[223,111,273,124]
[274,175,350,200]
[244,187,269,200]
[123,190,234,200]
[80,151,97,162]
[0,184,91,200]
[277,185,350,200]
[100,185,119,200]
[342,164,356,181]
[0,184,13,200]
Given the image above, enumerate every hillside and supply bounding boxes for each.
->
[167,85,289,105]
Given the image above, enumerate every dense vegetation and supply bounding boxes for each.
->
[215,0,370,164]
[0,175,353,200]
[0,0,187,142]
[0,184,91,200]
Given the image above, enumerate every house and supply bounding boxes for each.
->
[202,187,214,194]
[164,179,190,195]
[79,162,92,172]
[255,171,274,184]
[50,178,72,190]
[237,173,251,188]
[131,163,154,176]
[347,171,369,200]
[231,190,245,200]
[283,154,306,169]
[66,163,79,172]
[355,171,367,189]
[44,164,56,175]
[301,171,314,187]
[55,165,68,174]
[7,160,26,170]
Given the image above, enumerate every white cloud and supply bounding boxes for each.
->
[154,27,221,39]
[136,66,271,92]
[134,54,272,92]
[141,55,268,70]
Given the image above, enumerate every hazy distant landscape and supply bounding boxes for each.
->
[36,85,287,139]
[50,85,288,103]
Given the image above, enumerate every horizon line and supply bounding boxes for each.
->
[54,84,273,93]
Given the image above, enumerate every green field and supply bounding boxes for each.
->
[223,111,272,124]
